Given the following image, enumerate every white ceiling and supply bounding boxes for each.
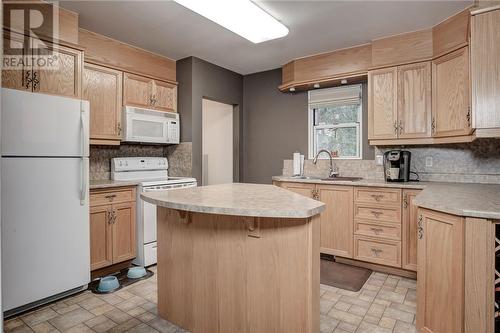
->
[61,0,472,75]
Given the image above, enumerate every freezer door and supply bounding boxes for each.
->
[1,88,89,157]
[1,158,90,311]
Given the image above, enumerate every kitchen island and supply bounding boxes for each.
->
[141,183,325,333]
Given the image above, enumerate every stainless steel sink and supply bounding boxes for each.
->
[292,176,322,180]
[321,176,363,182]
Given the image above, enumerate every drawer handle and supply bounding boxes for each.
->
[105,194,117,200]
[370,210,383,218]
[370,227,383,235]
[371,248,383,256]
[370,194,384,201]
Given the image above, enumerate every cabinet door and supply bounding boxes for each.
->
[123,73,153,108]
[280,182,314,198]
[153,80,177,112]
[90,205,113,270]
[2,31,30,91]
[317,185,354,258]
[432,47,471,137]
[402,190,420,271]
[417,209,464,333]
[472,9,500,130]
[397,62,432,139]
[33,40,83,98]
[112,202,136,264]
[368,67,398,139]
[83,63,123,143]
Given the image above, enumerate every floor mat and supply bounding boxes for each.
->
[320,259,372,292]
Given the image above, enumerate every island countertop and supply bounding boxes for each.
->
[140,183,325,218]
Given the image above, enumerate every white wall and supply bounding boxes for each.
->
[202,99,233,185]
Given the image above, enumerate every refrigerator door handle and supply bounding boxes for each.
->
[80,101,89,156]
[80,157,88,206]
[80,101,89,206]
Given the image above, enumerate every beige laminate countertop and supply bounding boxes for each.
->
[141,183,325,218]
[273,175,500,220]
[90,179,140,190]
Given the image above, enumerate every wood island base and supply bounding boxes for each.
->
[156,207,320,333]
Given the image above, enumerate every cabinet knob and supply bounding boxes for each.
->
[371,248,383,256]
[417,215,424,239]
[370,210,383,218]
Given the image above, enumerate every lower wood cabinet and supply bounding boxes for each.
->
[277,181,420,270]
[317,185,354,258]
[402,189,421,271]
[417,208,464,333]
[90,186,137,271]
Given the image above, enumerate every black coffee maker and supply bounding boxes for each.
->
[383,150,411,182]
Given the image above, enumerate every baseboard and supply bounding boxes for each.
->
[335,257,417,279]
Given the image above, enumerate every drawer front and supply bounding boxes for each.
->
[90,187,136,206]
[354,204,401,224]
[355,220,401,241]
[354,236,401,267]
[354,187,401,205]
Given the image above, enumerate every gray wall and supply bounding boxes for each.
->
[177,57,243,183]
[243,69,308,184]
[242,69,373,184]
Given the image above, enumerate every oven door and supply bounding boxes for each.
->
[123,107,169,144]
[142,182,197,243]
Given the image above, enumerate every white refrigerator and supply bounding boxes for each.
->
[1,88,90,314]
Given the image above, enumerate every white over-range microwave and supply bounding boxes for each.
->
[123,106,180,144]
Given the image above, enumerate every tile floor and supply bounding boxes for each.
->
[4,267,417,333]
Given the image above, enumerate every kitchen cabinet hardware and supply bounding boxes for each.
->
[393,121,399,135]
[370,210,383,218]
[106,209,113,224]
[370,227,383,235]
[370,248,383,256]
[466,107,471,127]
[32,71,39,91]
[370,194,384,201]
[105,194,117,200]
[398,120,404,135]
[431,117,436,134]
[24,71,32,89]
[403,194,408,208]
[417,214,423,239]
[117,123,122,136]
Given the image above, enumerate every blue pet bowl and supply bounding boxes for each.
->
[97,276,120,292]
[127,266,147,279]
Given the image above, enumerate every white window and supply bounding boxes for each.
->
[308,84,362,159]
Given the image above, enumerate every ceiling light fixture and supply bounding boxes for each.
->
[173,0,289,43]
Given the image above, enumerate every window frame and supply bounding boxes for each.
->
[307,85,363,160]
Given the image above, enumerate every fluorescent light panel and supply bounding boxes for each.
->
[174,0,289,43]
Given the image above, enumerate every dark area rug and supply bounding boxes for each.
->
[320,258,372,292]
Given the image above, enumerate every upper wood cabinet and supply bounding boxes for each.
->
[471,9,500,135]
[2,33,82,98]
[432,46,471,138]
[402,190,420,271]
[368,67,398,140]
[2,31,29,91]
[369,62,432,142]
[123,73,177,112]
[417,208,464,333]
[397,62,432,139]
[317,185,354,258]
[84,63,123,145]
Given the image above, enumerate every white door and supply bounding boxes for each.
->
[1,157,90,311]
[202,99,233,185]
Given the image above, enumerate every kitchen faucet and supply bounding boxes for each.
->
[313,149,339,178]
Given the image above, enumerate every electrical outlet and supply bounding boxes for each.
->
[425,156,433,168]
[375,155,384,166]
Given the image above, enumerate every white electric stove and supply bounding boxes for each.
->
[111,157,197,266]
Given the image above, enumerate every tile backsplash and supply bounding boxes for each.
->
[282,138,500,184]
[90,142,192,180]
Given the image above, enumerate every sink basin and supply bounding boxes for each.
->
[291,176,322,180]
[321,177,363,182]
